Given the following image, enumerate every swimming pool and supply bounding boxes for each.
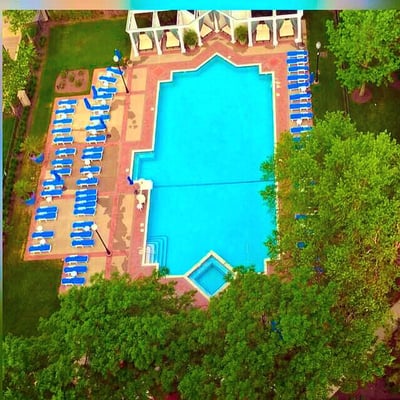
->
[134,54,276,277]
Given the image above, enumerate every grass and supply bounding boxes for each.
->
[349,84,400,143]
[3,116,17,164]
[3,17,130,338]
[304,11,344,119]
[30,18,130,139]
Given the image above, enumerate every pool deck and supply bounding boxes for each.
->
[25,34,299,306]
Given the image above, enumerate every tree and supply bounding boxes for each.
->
[20,135,43,158]
[2,40,36,112]
[326,10,400,96]
[13,178,35,200]
[3,10,37,38]
[179,268,393,399]
[3,272,200,399]
[262,112,400,322]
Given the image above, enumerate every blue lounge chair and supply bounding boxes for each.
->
[289,102,312,110]
[85,124,106,132]
[53,136,74,145]
[42,179,64,188]
[287,50,308,57]
[98,86,118,93]
[58,99,78,106]
[287,74,309,81]
[32,230,55,239]
[288,82,309,90]
[90,114,111,122]
[52,127,72,135]
[289,92,312,101]
[295,213,308,220]
[75,193,97,201]
[99,75,117,83]
[34,212,58,221]
[75,197,97,205]
[91,85,113,100]
[74,201,97,209]
[76,177,99,187]
[296,241,307,249]
[65,254,89,264]
[290,112,314,120]
[70,231,93,239]
[61,276,86,285]
[90,104,110,112]
[72,239,95,248]
[55,108,75,115]
[86,135,107,144]
[29,243,52,254]
[36,206,58,214]
[83,146,104,154]
[40,189,63,198]
[55,147,76,157]
[73,208,96,216]
[106,66,123,76]
[80,165,101,175]
[51,158,73,167]
[290,126,313,134]
[53,118,73,125]
[64,265,88,274]
[81,153,103,161]
[72,221,94,230]
[50,167,72,176]
[76,188,97,196]
[288,65,309,73]
[286,57,308,65]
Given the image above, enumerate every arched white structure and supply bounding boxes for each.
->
[126,10,304,58]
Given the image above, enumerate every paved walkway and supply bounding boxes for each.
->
[25,34,298,302]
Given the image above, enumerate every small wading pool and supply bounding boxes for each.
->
[188,254,231,297]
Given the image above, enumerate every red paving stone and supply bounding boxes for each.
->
[26,37,295,303]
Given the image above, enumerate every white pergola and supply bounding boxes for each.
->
[126,10,304,58]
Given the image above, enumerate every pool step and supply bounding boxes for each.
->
[133,151,155,181]
[146,235,168,267]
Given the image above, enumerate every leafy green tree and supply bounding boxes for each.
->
[2,40,36,112]
[326,10,400,96]
[3,10,37,38]
[13,178,35,200]
[3,273,200,399]
[179,268,393,399]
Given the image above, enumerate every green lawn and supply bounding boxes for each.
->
[3,116,17,165]
[349,84,400,143]
[30,18,130,139]
[3,17,131,338]
[304,11,344,119]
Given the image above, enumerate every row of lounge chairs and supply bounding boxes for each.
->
[286,51,314,139]
[61,254,90,286]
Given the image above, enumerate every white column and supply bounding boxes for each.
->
[248,20,253,47]
[177,28,186,54]
[153,29,162,55]
[230,18,235,43]
[296,16,302,44]
[213,12,220,32]
[197,20,203,47]
[129,32,139,58]
[272,14,278,47]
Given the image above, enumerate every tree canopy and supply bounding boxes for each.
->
[3,10,37,35]
[2,40,36,111]
[326,10,400,96]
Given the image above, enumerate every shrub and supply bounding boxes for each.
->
[234,25,248,44]
[39,36,47,48]
[68,73,75,83]
[75,79,83,87]
[78,70,84,76]
[183,29,198,48]
[60,70,67,79]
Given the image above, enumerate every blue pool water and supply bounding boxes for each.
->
[188,255,230,297]
[135,55,276,275]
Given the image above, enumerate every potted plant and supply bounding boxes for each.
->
[20,135,44,163]
[183,29,198,50]
[234,25,248,45]
[14,178,35,201]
